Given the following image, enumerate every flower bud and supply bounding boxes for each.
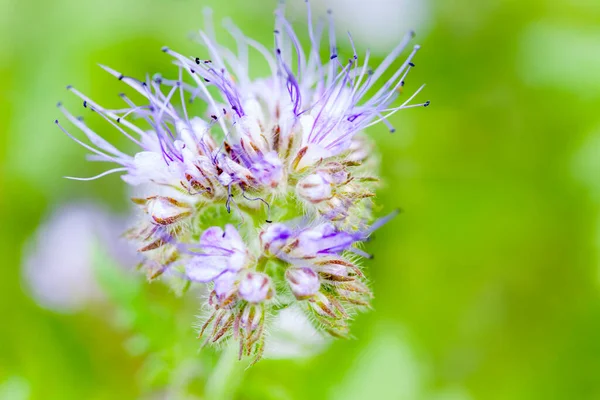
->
[260,223,292,255]
[347,134,372,163]
[240,304,262,333]
[176,116,211,153]
[236,116,268,152]
[315,258,363,281]
[249,151,284,188]
[321,196,351,222]
[145,196,192,225]
[238,272,272,303]
[318,265,354,282]
[214,271,237,300]
[285,267,321,299]
[309,292,338,318]
[296,173,332,204]
[320,163,349,185]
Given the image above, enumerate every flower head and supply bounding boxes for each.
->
[56,1,427,363]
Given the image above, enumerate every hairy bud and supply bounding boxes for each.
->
[238,272,273,303]
[296,173,333,203]
[285,267,321,299]
[144,196,192,226]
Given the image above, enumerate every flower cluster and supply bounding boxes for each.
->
[56,2,427,363]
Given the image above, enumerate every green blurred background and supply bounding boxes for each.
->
[1,0,600,398]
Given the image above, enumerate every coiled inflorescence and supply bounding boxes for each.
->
[56,2,427,363]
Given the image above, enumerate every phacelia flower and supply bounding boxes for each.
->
[56,2,428,364]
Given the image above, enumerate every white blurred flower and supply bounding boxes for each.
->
[302,0,430,52]
[264,306,328,359]
[22,202,136,313]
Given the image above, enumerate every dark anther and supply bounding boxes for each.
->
[190,69,195,74]
[276,48,282,55]
[66,85,72,90]
[204,59,212,64]
[330,54,338,60]
[118,74,124,81]
[222,108,227,114]
[204,78,210,82]
[232,105,238,111]
[266,220,273,223]
[83,101,87,108]
[76,116,84,121]
[211,115,218,120]
[390,128,396,133]
[148,106,155,112]
[424,100,431,107]
[56,101,62,107]
[118,93,126,98]
[367,69,374,76]
[354,55,358,60]
[141,82,147,87]
[195,57,200,65]
[116,117,121,123]
[409,62,415,67]
[161,46,169,52]
[409,30,416,38]
[54,119,59,124]
[274,29,280,34]
[400,80,405,86]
